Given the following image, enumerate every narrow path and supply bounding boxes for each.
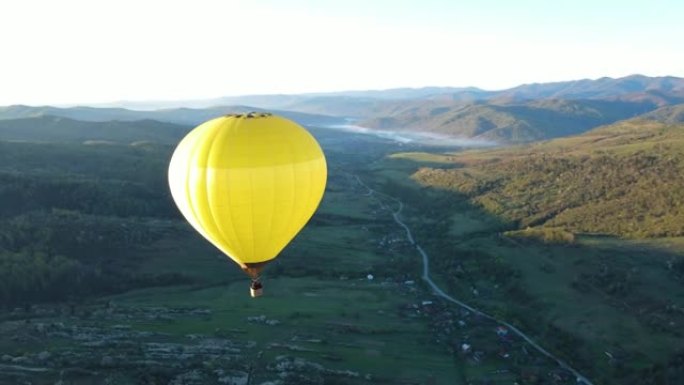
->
[353,175,594,385]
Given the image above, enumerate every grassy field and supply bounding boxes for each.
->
[110,277,459,382]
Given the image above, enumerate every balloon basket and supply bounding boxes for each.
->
[250,280,263,298]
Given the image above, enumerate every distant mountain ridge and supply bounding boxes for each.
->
[203,75,684,143]
[91,87,482,110]
[354,75,684,143]
[0,105,344,127]
[490,75,684,102]
[2,75,683,144]
[93,75,684,112]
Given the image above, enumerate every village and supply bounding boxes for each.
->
[0,303,374,385]
[0,282,580,385]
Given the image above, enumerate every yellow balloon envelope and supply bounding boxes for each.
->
[168,113,327,279]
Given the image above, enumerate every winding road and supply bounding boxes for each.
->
[353,175,594,385]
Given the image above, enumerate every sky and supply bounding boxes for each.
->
[1,0,683,106]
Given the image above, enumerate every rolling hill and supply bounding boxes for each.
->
[351,76,684,143]
[491,74,684,103]
[0,115,190,144]
[406,118,684,238]
[360,99,655,142]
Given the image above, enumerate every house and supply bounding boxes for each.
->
[496,326,509,337]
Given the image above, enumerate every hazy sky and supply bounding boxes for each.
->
[2,0,683,105]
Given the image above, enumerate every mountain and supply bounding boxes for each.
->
[0,105,344,127]
[224,75,684,117]
[5,75,683,144]
[409,118,684,238]
[0,115,190,144]
[174,88,483,117]
[96,87,478,111]
[640,103,684,123]
[103,76,684,114]
[359,99,655,142]
[490,74,684,102]
[352,76,684,143]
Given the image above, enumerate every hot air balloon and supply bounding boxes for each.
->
[168,112,327,297]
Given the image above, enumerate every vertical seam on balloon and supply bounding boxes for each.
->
[269,120,297,259]
[315,134,327,207]
[302,132,317,237]
[224,118,247,262]
[199,123,220,243]
[205,117,244,262]
[307,133,326,242]
[183,128,205,240]
[192,122,226,256]
[285,124,298,258]
[288,129,314,244]
[201,124,220,240]
[247,120,257,262]
[261,143,277,262]
[223,119,247,265]
[319,147,328,211]
[239,118,287,263]
[313,140,327,223]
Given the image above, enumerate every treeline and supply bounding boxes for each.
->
[0,140,172,185]
[0,141,188,308]
[0,172,175,219]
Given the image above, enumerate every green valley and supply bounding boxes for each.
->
[378,118,684,384]
[2,76,684,385]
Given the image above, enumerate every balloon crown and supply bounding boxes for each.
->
[225,112,273,119]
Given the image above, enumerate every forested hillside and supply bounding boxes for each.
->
[0,139,183,307]
[0,115,190,144]
[410,119,684,238]
[360,99,654,142]
[352,75,684,143]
